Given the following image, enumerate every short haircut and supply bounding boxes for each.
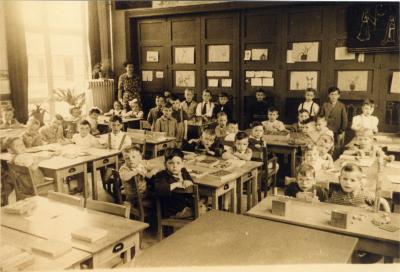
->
[300,118,313,125]
[305,88,316,95]
[255,89,266,95]
[219,92,228,98]
[202,128,216,137]
[122,145,141,156]
[202,89,211,95]
[170,94,180,102]
[54,114,64,122]
[26,118,40,127]
[356,128,374,138]
[163,102,173,109]
[123,60,133,67]
[298,109,310,115]
[217,112,227,119]
[251,121,263,129]
[89,107,101,115]
[296,163,316,178]
[235,131,249,141]
[328,86,340,94]
[156,95,165,101]
[341,163,363,175]
[228,120,238,125]
[110,115,123,123]
[69,106,81,114]
[113,100,123,108]
[164,148,184,162]
[79,119,92,129]
[184,88,194,94]
[268,106,278,113]
[362,99,375,107]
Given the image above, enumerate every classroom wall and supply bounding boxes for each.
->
[0,1,12,107]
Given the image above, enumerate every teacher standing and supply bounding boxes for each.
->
[118,61,142,106]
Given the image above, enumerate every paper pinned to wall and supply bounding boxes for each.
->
[262,78,274,87]
[176,71,195,87]
[142,70,153,82]
[246,71,255,78]
[175,47,195,64]
[208,45,230,62]
[357,53,365,63]
[146,51,159,62]
[390,71,400,93]
[208,79,219,87]
[260,71,273,78]
[244,50,251,60]
[155,71,164,78]
[335,47,356,60]
[221,78,232,88]
[206,70,229,77]
[251,48,268,60]
[251,78,262,86]
[287,50,294,63]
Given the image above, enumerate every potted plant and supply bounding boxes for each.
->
[53,88,86,109]
[29,104,47,126]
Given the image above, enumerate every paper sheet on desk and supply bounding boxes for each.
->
[387,175,400,184]
[386,161,400,169]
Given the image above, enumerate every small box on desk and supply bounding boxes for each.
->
[271,198,291,216]
[331,210,348,229]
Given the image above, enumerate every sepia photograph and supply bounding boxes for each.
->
[0,1,399,272]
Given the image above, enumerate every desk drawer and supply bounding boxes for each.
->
[58,164,85,178]
[93,234,137,267]
[93,156,117,169]
[240,169,257,182]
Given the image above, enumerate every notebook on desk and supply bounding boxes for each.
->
[31,240,72,258]
[71,226,108,243]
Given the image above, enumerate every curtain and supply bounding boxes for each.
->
[4,1,28,123]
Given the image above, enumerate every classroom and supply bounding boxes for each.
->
[0,0,399,270]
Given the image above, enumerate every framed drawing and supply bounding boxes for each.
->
[208,45,230,62]
[289,71,318,91]
[251,48,268,60]
[292,42,319,62]
[175,71,195,87]
[146,51,159,62]
[174,47,195,64]
[337,71,369,92]
[390,71,400,93]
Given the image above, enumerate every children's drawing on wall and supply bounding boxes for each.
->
[390,71,400,94]
[292,42,319,62]
[337,71,368,92]
[175,71,195,87]
[289,71,318,91]
[175,47,195,64]
[208,45,230,62]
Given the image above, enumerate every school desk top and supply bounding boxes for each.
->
[127,132,176,145]
[1,196,148,254]
[147,154,262,188]
[247,197,400,257]
[0,144,121,170]
[98,115,141,125]
[133,210,358,266]
[1,226,91,270]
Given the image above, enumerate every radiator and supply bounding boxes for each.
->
[86,79,115,113]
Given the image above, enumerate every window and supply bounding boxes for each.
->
[22,1,89,120]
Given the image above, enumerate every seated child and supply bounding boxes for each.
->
[316,135,334,170]
[302,145,322,172]
[154,102,178,138]
[284,163,328,202]
[351,99,379,133]
[22,118,44,148]
[71,120,101,148]
[313,116,334,142]
[213,92,232,121]
[152,148,196,218]
[249,89,269,123]
[104,100,123,116]
[248,121,265,161]
[195,89,214,122]
[147,95,165,128]
[64,106,83,138]
[289,109,311,132]
[224,120,239,142]
[171,96,188,145]
[69,106,82,123]
[181,88,197,120]
[215,112,228,139]
[99,115,132,150]
[183,128,225,157]
[222,131,252,161]
[298,88,319,120]
[328,163,390,211]
[85,107,102,135]
[124,100,144,119]
[262,106,286,133]
[0,105,24,129]
[39,114,67,144]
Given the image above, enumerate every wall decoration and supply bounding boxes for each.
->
[346,3,400,53]
[208,45,230,62]
[175,71,195,87]
[142,70,153,82]
[208,79,219,87]
[146,51,159,62]
[292,42,319,62]
[206,70,229,77]
[174,47,195,64]
[337,71,369,92]
[221,79,232,88]
[262,78,274,87]
[289,71,318,91]
[244,50,251,60]
[335,47,356,60]
[155,71,164,79]
[251,48,268,60]
[245,71,255,78]
[390,71,400,93]
[251,78,262,87]
[286,50,294,63]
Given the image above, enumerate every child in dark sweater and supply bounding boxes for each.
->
[183,128,225,157]
[249,89,269,123]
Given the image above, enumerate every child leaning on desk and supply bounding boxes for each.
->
[85,107,102,136]
[104,100,124,117]
[351,99,379,134]
[182,128,225,157]
[99,115,132,150]
[22,118,44,148]
[39,114,68,144]
[222,131,252,161]
[316,134,334,170]
[0,105,24,129]
[262,106,286,133]
[214,112,229,139]
[71,120,102,148]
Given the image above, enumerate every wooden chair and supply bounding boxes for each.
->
[258,146,278,198]
[102,169,124,204]
[156,184,200,241]
[7,162,55,201]
[47,190,84,207]
[392,192,400,213]
[86,199,130,218]
[140,120,152,130]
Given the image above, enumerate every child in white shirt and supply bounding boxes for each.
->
[298,88,319,119]
[104,101,123,116]
[124,100,144,119]
[85,107,102,135]
[224,121,239,142]
[262,106,286,133]
[351,99,379,133]
[316,134,334,170]
[71,120,101,148]
[99,115,132,150]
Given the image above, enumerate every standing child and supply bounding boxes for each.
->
[104,101,123,116]
[351,99,379,133]
[39,114,66,144]
[224,120,239,142]
[99,115,132,150]
[71,120,101,148]
[22,118,43,148]
[152,148,197,218]
[249,89,269,123]
[316,135,334,170]
[0,106,24,129]
[85,107,102,135]
[124,100,144,119]
[214,112,229,139]
[213,92,232,121]
[298,88,319,120]
[147,95,165,128]
[183,128,225,157]
[222,131,253,161]
[181,88,197,120]
[195,89,214,122]
[262,106,286,133]
[154,102,179,138]
[284,163,328,201]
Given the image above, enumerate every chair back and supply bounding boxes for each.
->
[393,192,400,213]
[262,146,278,189]
[86,199,130,218]
[47,190,84,207]
[7,162,38,200]
[140,120,152,130]
[102,169,124,204]
[123,175,146,221]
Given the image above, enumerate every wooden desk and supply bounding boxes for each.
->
[98,115,141,131]
[1,196,148,268]
[133,210,358,266]
[247,197,400,259]
[1,226,92,270]
[127,133,176,158]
